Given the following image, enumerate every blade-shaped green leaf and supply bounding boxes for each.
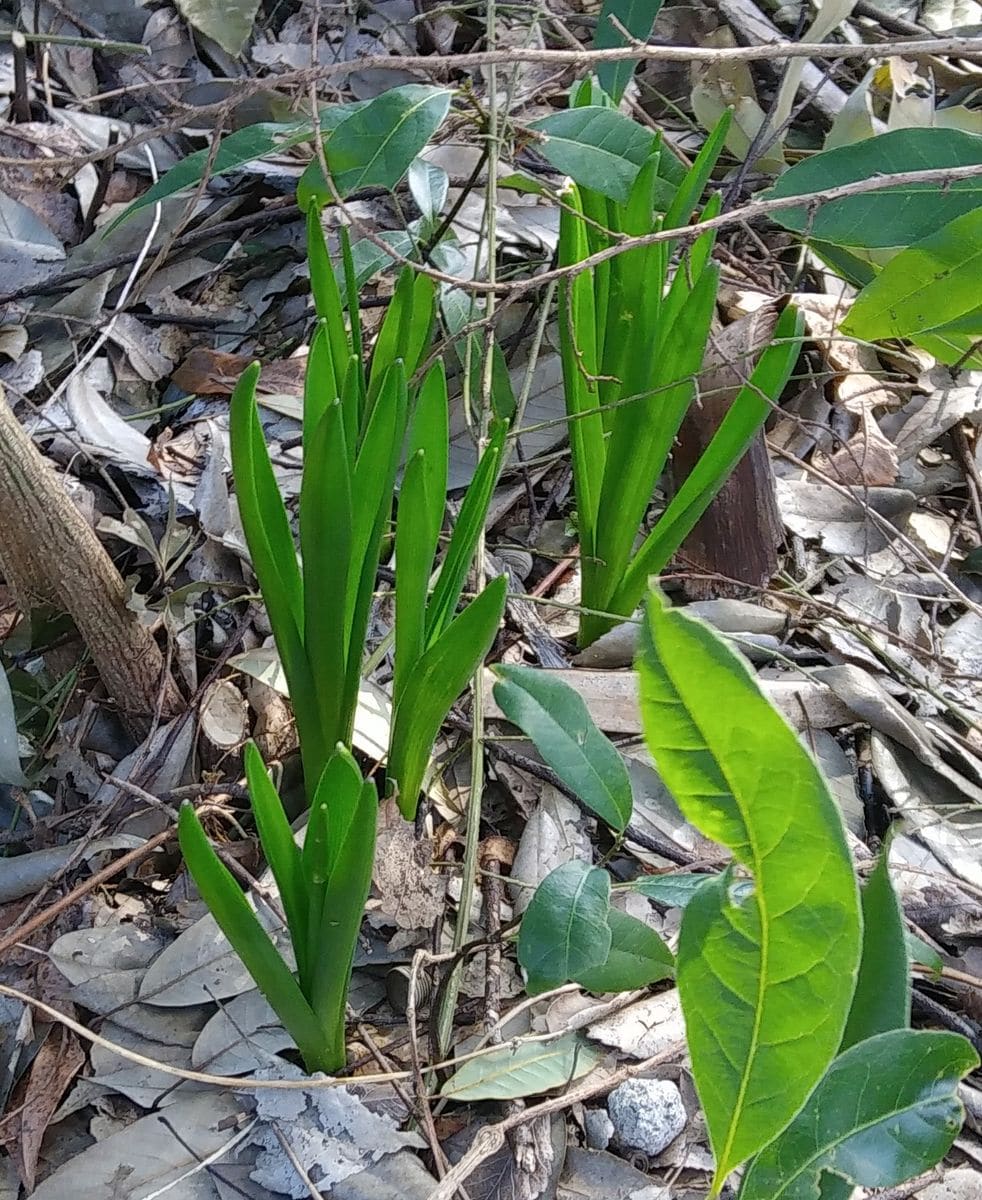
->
[388,574,507,819]
[177,803,326,1071]
[637,588,861,1192]
[663,110,731,232]
[243,742,308,977]
[308,761,377,1069]
[575,907,674,993]
[491,665,633,832]
[558,187,606,557]
[304,322,337,448]
[588,264,720,642]
[530,107,655,203]
[595,0,663,104]
[407,361,449,553]
[325,84,452,197]
[766,127,982,248]
[842,207,982,339]
[305,207,350,399]
[230,364,323,783]
[368,270,436,405]
[614,305,802,613]
[299,400,353,761]
[442,1032,603,1101]
[737,1030,978,1200]
[394,451,434,699]
[425,419,507,644]
[517,861,613,994]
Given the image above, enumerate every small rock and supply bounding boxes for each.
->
[584,1108,614,1151]
[607,1079,686,1156]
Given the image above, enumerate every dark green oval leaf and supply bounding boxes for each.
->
[841,836,909,1049]
[529,107,654,203]
[594,0,663,104]
[492,665,633,831]
[767,128,982,248]
[626,873,716,909]
[575,907,674,993]
[518,861,612,995]
[326,85,452,197]
[738,1030,979,1200]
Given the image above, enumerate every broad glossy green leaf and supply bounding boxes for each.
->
[244,742,307,977]
[842,207,982,339]
[817,835,910,1200]
[325,85,452,197]
[491,665,633,832]
[637,588,861,1192]
[442,1032,603,1101]
[594,0,662,104]
[115,106,361,227]
[388,574,507,818]
[615,306,802,612]
[627,873,716,909]
[530,107,655,203]
[737,1030,978,1199]
[576,907,674,993]
[518,861,612,994]
[842,838,909,1048]
[766,127,982,248]
[177,803,326,1071]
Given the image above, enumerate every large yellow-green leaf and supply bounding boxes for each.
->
[636,589,861,1194]
[842,207,982,340]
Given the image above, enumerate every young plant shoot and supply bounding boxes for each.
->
[179,206,506,1071]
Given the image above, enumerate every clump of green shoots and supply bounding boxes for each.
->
[559,105,802,646]
[178,206,507,1072]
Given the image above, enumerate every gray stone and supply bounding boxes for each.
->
[606,1079,686,1156]
[584,1108,614,1150]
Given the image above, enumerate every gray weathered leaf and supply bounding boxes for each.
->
[442,1032,603,1101]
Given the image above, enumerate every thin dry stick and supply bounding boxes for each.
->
[4,36,980,177]
[0,980,613,1093]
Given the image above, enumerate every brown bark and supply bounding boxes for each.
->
[672,306,785,600]
[0,384,180,727]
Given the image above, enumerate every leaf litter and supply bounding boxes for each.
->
[1,0,982,1196]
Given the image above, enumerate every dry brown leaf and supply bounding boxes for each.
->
[171,347,307,397]
[814,409,899,485]
[796,293,902,414]
[0,1024,84,1190]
